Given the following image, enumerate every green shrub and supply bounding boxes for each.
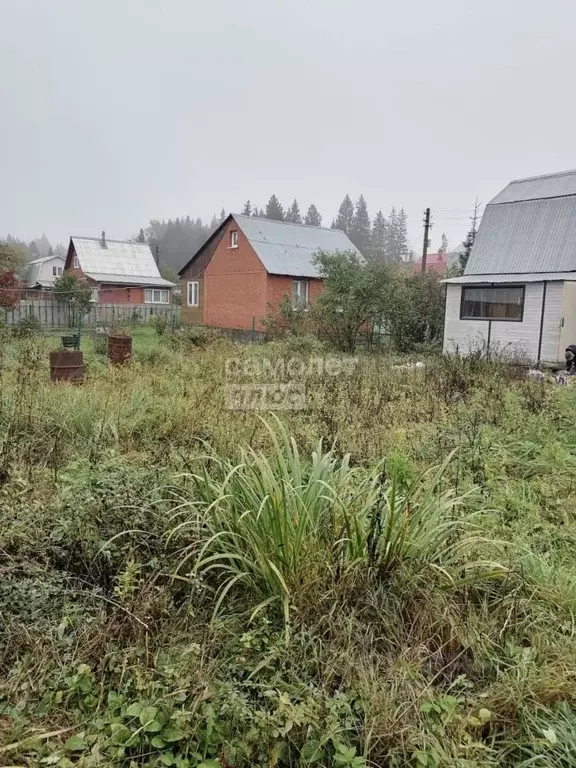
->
[11,313,41,338]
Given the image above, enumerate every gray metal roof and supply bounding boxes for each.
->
[491,169,576,204]
[71,237,170,284]
[444,272,576,285]
[465,170,576,276]
[28,254,64,265]
[85,272,175,287]
[234,215,362,277]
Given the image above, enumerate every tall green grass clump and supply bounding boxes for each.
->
[169,418,503,636]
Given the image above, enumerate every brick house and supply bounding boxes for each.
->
[178,214,362,330]
[64,233,174,304]
[412,252,448,276]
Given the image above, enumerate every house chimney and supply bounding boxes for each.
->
[154,244,160,267]
[101,230,107,248]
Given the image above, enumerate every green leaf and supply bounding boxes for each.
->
[125,702,143,717]
[301,738,323,762]
[160,753,176,766]
[161,725,187,742]
[144,719,163,733]
[64,734,87,752]
[109,723,132,746]
[139,705,158,726]
[198,761,221,768]
[151,735,167,748]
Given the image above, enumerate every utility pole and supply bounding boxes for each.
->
[422,207,432,273]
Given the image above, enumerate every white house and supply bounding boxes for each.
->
[443,169,576,364]
[26,254,66,290]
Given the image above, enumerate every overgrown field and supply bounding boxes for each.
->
[2,330,576,767]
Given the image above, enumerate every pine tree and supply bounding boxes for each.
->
[383,206,409,262]
[460,199,480,272]
[136,228,146,243]
[304,204,322,227]
[439,232,448,254]
[332,194,354,234]
[219,208,226,222]
[285,199,302,224]
[265,195,285,221]
[242,200,252,216]
[349,195,371,255]
[370,210,387,262]
[396,208,409,261]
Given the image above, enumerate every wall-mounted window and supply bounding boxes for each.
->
[145,288,170,304]
[292,279,309,308]
[187,281,199,307]
[460,285,524,322]
[229,231,239,249]
[73,256,80,269]
[58,267,62,275]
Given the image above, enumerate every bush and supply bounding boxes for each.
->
[168,325,221,350]
[149,314,168,336]
[12,313,41,338]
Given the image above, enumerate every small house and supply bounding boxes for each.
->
[64,232,174,304]
[178,214,363,330]
[412,252,447,276]
[443,169,576,363]
[26,254,66,291]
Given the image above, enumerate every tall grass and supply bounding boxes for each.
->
[168,418,505,637]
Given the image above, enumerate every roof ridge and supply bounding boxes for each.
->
[234,214,344,234]
[510,168,576,184]
[71,236,152,246]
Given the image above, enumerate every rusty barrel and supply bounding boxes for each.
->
[108,335,132,365]
[50,350,85,384]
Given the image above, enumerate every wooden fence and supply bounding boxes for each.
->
[3,300,180,329]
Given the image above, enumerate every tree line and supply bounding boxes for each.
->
[138,194,413,272]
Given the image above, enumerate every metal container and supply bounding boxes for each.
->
[49,350,85,383]
[108,335,132,365]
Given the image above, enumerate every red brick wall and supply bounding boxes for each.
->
[180,227,225,325]
[204,220,268,330]
[266,275,323,309]
[98,286,145,304]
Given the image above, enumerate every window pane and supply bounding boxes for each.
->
[461,286,523,321]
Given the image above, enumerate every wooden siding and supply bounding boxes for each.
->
[443,282,563,363]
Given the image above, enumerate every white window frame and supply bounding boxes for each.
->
[58,266,62,276]
[144,288,170,304]
[187,281,199,307]
[73,256,80,268]
[52,266,58,276]
[229,230,239,249]
[292,279,309,308]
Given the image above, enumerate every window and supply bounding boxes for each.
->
[52,266,58,276]
[90,288,99,303]
[187,281,199,307]
[73,256,80,269]
[292,279,309,308]
[460,285,524,322]
[58,266,62,275]
[229,230,239,249]
[144,288,170,304]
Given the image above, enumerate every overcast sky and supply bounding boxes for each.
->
[1,0,575,252]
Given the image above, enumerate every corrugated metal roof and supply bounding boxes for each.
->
[465,196,576,275]
[491,169,576,204]
[234,215,363,278]
[443,272,576,284]
[28,254,64,265]
[84,272,175,287]
[72,237,164,281]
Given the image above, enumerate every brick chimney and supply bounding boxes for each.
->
[100,230,107,248]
